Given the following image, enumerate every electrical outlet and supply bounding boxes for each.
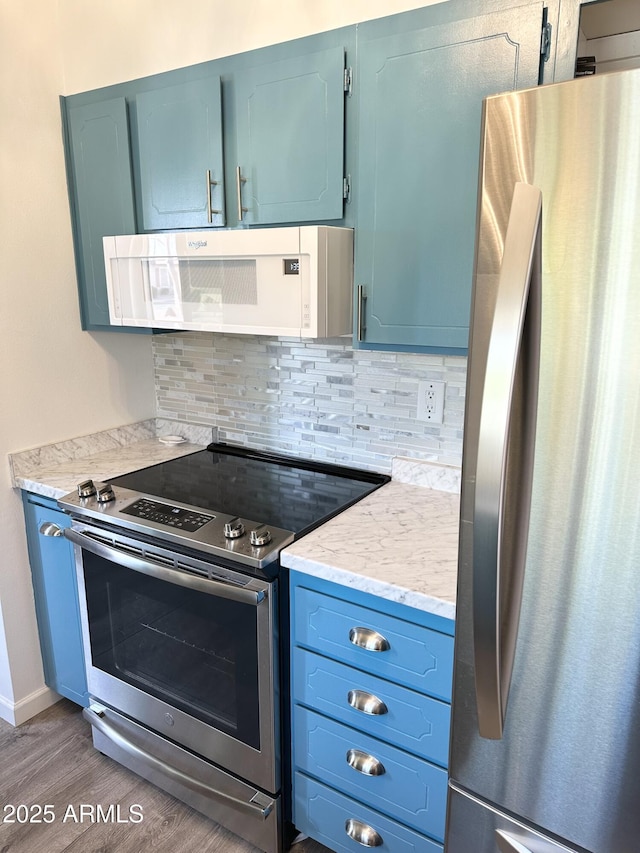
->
[417,380,445,424]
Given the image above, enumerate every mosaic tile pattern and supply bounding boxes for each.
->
[153,333,467,473]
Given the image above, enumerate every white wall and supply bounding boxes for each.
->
[0,1,156,723]
[579,0,640,72]
[57,0,443,94]
[1,0,446,724]
[584,30,640,71]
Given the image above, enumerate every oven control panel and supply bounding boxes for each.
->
[121,498,214,533]
[57,480,296,570]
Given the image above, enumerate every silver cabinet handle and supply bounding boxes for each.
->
[346,748,386,776]
[347,689,388,716]
[236,166,248,222]
[473,182,542,739]
[357,284,367,341]
[349,626,390,652]
[84,705,274,819]
[63,527,265,607]
[205,169,223,223]
[39,522,64,537]
[345,818,383,847]
[496,830,534,853]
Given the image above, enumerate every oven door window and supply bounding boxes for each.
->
[83,551,262,750]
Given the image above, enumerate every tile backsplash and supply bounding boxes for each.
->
[153,333,467,473]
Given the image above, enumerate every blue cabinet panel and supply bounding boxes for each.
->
[354,1,544,351]
[65,97,137,330]
[293,585,454,701]
[290,570,453,852]
[292,647,450,766]
[134,76,225,230]
[294,707,447,840]
[294,773,443,853]
[234,46,346,224]
[22,494,88,706]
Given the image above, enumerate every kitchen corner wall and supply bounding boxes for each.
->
[154,334,467,471]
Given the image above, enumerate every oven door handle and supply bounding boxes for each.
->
[64,528,266,606]
[83,705,275,819]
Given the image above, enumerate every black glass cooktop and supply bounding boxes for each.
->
[109,443,389,537]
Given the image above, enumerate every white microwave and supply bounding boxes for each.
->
[103,226,353,338]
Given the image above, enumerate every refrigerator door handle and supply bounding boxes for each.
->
[495,830,533,853]
[473,181,542,739]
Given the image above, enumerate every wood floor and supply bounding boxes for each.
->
[0,700,328,853]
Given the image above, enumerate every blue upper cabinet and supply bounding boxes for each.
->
[134,76,226,230]
[65,97,137,329]
[353,0,546,352]
[233,47,346,225]
[61,5,577,339]
[61,32,352,334]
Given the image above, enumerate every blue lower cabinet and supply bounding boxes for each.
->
[294,773,443,853]
[290,571,454,851]
[292,647,450,767]
[22,493,89,707]
[294,706,447,840]
[293,585,454,701]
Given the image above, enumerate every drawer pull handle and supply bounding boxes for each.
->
[349,627,390,652]
[347,689,388,716]
[345,818,383,847]
[39,522,64,537]
[346,749,386,776]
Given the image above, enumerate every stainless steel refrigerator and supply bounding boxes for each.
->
[447,68,640,853]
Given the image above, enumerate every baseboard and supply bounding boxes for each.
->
[0,685,60,726]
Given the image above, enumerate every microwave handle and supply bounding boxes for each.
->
[64,528,266,606]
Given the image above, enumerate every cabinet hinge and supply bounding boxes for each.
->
[344,66,353,97]
[540,21,552,62]
[343,175,351,202]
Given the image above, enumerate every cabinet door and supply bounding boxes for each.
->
[22,495,88,706]
[234,46,346,225]
[66,97,137,329]
[354,2,544,350]
[134,76,225,230]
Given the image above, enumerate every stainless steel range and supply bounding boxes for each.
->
[57,443,388,853]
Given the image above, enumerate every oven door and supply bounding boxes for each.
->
[67,520,279,795]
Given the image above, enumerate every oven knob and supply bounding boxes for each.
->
[96,485,116,503]
[250,528,272,547]
[77,479,97,498]
[224,519,245,539]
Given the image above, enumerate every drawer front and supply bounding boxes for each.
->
[294,707,447,840]
[292,648,450,766]
[293,586,454,700]
[294,772,443,853]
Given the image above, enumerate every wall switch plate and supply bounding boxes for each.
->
[417,380,445,424]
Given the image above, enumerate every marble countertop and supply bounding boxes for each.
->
[9,419,212,499]
[12,438,206,499]
[281,479,459,621]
